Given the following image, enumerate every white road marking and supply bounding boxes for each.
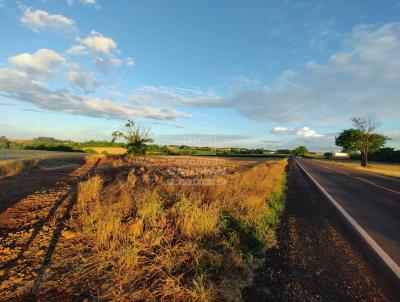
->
[295,159,400,282]
[310,161,400,196]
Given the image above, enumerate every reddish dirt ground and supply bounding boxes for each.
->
[0,158,100,301]
[243,160,395,301]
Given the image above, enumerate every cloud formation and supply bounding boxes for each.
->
[272,126,323,137]
[134,23,400,126]
[125,57,135,67]
[225,22,400,123]
[130,86,221,107]
[67,0,97,7]
[70,30,117,56]
[271,126,294,134]
[0,66,191,121]
[93,57,121,71]
[8,49,65,81]
[67,70,97,90]
[296,127,323,137]
[20,8,76,34]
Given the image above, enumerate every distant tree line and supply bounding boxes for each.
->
[0,136,125,153]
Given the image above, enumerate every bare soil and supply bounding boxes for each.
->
[243,160,393,301]
[0,158,100,301]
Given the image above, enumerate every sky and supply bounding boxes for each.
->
[0,0,400,151]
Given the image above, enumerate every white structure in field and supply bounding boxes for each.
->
[333,152,350,159]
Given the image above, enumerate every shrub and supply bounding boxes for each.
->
[84,148,98,154]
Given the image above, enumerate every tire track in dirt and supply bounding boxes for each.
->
[0,158,100,301]
[243,159,393,301]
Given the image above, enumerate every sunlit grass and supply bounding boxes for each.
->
[317,159,400,177]
[69,158,287,301]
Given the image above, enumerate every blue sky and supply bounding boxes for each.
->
[1,0,400,150]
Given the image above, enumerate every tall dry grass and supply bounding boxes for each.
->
[69,159,287,301]
[0,159,38,178]
[318,159,400,177]
[0,156,86,179]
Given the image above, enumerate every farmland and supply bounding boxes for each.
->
[82,147,127,155]
[0,154,287,301]
[0,149,87,179]
[0,149,85,163]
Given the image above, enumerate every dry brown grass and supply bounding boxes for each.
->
[0,160,36,178]
[317,159,400,177]
[0,150,87,178]
[63,157,287,301]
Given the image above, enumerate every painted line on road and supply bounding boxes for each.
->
[310,161,400,197]
[295,159,400,283]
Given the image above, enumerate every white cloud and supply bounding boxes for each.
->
[67,45,88,56]
[272,126,294,134]
[130,86,221,107]
[8,49,65,81]
[70,30,117,56]
[80,0,97,5]
[82,31,116,54]
[272,126,323,137]
[20,8,76,34]
[67,71,97,90]
[94,57,121,71]
[67,0,97,6]
[296,127,323,137]
[169,22,400,125]
[0,66,191,121]
[125,57,135,67]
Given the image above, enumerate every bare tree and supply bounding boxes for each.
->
[112,120,153,155]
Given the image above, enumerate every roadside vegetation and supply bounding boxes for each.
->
[54,157,287,301]
[317,159,400,178]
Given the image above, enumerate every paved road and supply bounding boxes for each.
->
[297,159,400,267]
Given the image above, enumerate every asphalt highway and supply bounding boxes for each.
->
[297,159,400,267]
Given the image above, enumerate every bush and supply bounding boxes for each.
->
[84,148,98,154]
[0,136,10,149]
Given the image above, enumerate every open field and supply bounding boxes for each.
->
[0,149,87,179]
[315,159,400,178]
[83,147,127,155]
[0,149,85,163]
[0,156,287,301]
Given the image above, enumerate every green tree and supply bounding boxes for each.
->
[335,117,388,167]
[293,146,308,156]
[0,136,10,149]
[277,149,292,155]
[112,120,154,155]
